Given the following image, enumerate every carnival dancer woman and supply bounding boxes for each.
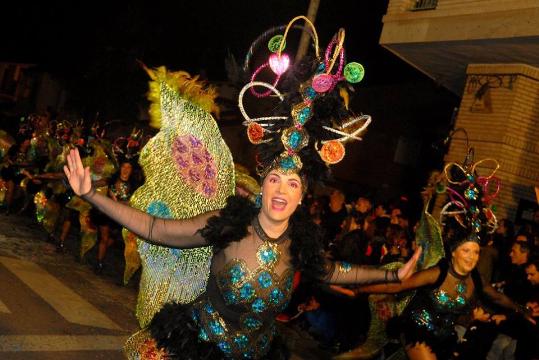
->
[354,158,535,360]
[64,16,423,359]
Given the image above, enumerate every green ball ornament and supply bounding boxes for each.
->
[435,183,446,194]
[344,62,365,83]
[268,35,286,53]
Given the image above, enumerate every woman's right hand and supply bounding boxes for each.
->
[63,148,92,196]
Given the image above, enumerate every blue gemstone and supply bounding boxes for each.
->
[240,283,255,301]
[456,282,466,294]
[243,316,262,330]
[257,272,273,289]
[436,291,449,304]
[279,156,296,170]
[467,174,475,182]
[198,328,209,341]
[455,296,466,306]
[269,288,284,305]
[260,247,277,265]
[305,87,316,100]
[218,341,232,354]
[252,298,266,313]
[340,261,352,272]
[223,290,238,305]
[465,188,477,200]
[204,303,215,314]
[209,320,224,336]
[317,63,326,73]
[191,309,200,323]
[230,264,246,284]
[289,131,302,149]
[298,107,311,124]
[233,334,249,349]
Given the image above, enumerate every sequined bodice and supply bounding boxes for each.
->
[429,269,474,312]
[405,263,477,338]
[191,228,294,359]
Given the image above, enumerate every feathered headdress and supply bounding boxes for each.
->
[112,127,148,165]
[239,16,371,186]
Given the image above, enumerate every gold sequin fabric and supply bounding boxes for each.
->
[127,69,235,328]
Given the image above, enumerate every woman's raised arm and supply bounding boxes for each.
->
[64,148,214,248]
[322,247,422,285]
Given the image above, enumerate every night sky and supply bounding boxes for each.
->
[1,1,459,210]
[1,1,428,117]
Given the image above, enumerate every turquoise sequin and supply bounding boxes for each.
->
[288,131,302,149]
[191,308,200,323]
[257,272,273,289]
[259,247,277,265]
[230,264,247,284]
[436,290,450,305]
[223,290,238,305]
[252,298,266,313]
[233,334,249,349]
[198,328,209,341]
[455,296,466,306]
[304,87,316,100]
[242,316,263,330]
[465,188,478,200]
[412,309,435,331]
[204,303,215,314]
[209,320,225,336]
[456,282,467,294]
[279,156,296,170]
[297,107,311,124]
[269,288,284,305]
[239,283,255,301]
[340,261,352,272]
[218,341,232,354]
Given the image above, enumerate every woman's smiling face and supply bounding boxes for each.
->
[259,170,303,225]
[451,241,480,275]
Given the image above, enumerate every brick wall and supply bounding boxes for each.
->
[434,63,539,223]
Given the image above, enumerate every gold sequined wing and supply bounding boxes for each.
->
[129,66,235,328]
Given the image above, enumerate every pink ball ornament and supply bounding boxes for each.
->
[312,74,335,93]
[269,53,290,75]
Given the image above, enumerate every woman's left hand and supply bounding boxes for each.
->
[397,246,422,281]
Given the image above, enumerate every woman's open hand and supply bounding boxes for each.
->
[63,148,92,196]
[397,246,422,281]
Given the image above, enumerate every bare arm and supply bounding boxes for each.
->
[482,284,537,325]
[64,148,214,248]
